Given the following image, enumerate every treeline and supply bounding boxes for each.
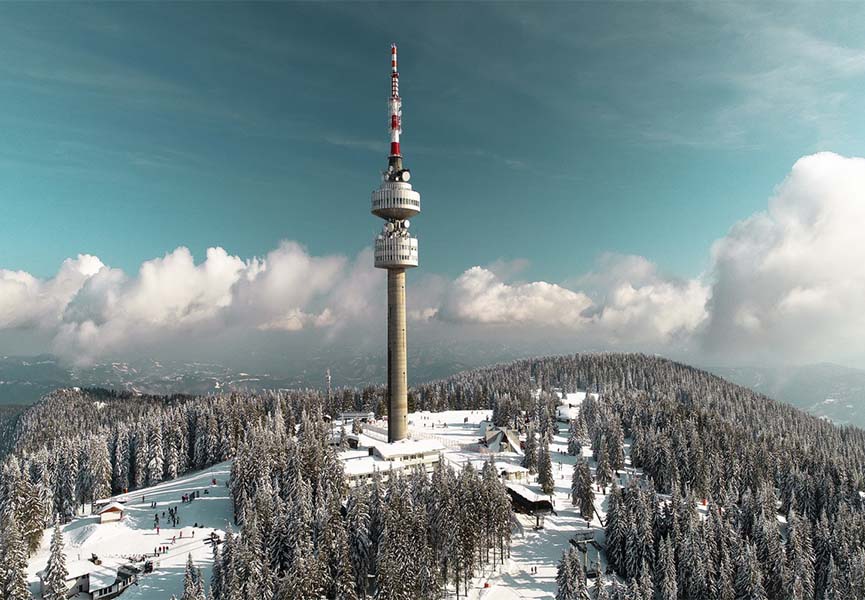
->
[220,406,512,599]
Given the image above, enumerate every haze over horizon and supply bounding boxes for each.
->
[3,3,865,372]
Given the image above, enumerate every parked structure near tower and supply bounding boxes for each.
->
[371,44,420,442]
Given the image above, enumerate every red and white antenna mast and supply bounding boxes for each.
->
[389,43,403,166]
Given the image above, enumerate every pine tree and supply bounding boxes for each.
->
[0,510,31,600]
[595,439,612,490]
[734,543,767,600]
[604,484,626,574]
[538,440,555,495]
[572,457,595,522]
[556,547,578,600]
[182,553,200,600]
[90,436,113,502]
[784,511,814,600]
[43,521,69,600]
[657,536,677,600]
[822,556,838,600]
[321,495,357,600]
[523,426,539,474]
[211,542,224,600]
[595,576,610,600]
[347,488,372,598]
[568,418,583,456]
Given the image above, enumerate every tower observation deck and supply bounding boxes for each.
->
[372,44,419,442]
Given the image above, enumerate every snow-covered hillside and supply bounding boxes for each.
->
[399,392,610,599]
[27,462,233,599]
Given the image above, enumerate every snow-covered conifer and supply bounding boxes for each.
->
[42,521,68,600]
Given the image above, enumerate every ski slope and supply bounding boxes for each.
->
[27,462,233,599]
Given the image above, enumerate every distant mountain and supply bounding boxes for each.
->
[0,355,300,405]
[706,363,865,427]
[6,354,863,428]
[0,344,518,406]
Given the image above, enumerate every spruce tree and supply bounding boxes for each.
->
[657,536,677,600]
[595,440,612,490]
[538,441,555,495]
[523,426,539,474]
[347,488,372,598]
[0,510,31,600]
[43,521,69,600]
[572,457,595,522]
[556,548,577,600]
[734,543,767,600]
[823,556,838,600]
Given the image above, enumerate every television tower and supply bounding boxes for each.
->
[372,43,420,443]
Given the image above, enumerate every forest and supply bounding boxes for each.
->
[0,353,862,599]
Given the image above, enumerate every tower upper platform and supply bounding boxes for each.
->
[371,181,420,220]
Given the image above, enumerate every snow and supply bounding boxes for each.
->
[342,455,406,477]
[370,438,445,459]
[27,389,607,599]
[27,462,233,600]
[401,393,613,599]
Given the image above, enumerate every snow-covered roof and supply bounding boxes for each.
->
[499,463,529,473]
[89,563,121,591]
[41,557,129,587]
[97,501,125,514]
[506,483,550,503]
[337,449,369,461]
[44,560,98,580]
[371,439,444,460]
[342,456,405,477]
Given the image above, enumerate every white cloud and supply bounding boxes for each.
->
[3,242,356,365]
[701,152,865,364]
[0,254,104,329]
[578,254,709,346]
[437,255,708,349]
[3,152,864,368]
[438,266,593,328]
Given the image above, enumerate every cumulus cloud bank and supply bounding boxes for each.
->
[2,151,863,367]
[2,242,368,364]
[701,152,865,364]
[435,256,707,348]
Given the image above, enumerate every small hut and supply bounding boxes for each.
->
[97,502,125,524]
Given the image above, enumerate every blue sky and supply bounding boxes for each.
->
[2,2,861,280]
[3,3,865,370]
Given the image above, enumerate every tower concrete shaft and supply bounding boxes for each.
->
[371,44,419,442]
[387,268,408,442]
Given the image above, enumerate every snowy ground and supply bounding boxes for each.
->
[403,393,615,600]
[28,392,608,599]
[27,462,233,599]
